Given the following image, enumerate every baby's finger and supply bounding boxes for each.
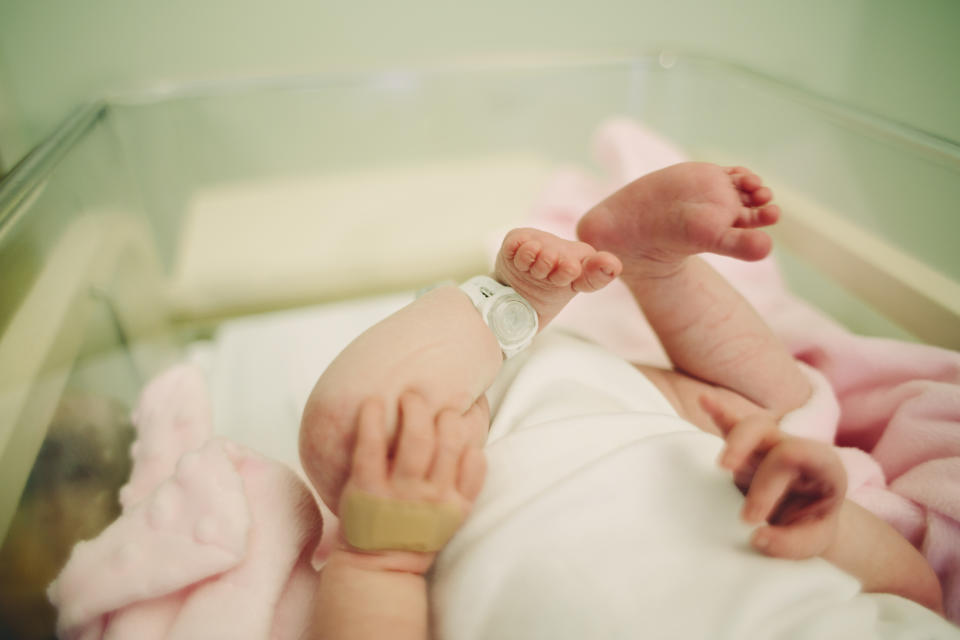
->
[741,451,796,524]
[751,518,836,560]
[351,398,389,489]
[773,491,842,526]
[461,396,491,448]
[429,409,466,488]
[699,393,750,434]
[762,438,848,511]
[392,391,435,481]
[457,447,487,502]
[790,439,848,500]
[717,413,781,472]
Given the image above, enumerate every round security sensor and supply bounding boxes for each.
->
[490,296,537,348]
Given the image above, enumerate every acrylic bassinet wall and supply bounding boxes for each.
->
[0,54,958,638]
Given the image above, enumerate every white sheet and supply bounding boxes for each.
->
[189,292,414,475]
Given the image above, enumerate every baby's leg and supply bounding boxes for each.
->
[577,162,809,416]
[300,229,620,510]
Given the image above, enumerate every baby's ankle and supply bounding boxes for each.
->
[620,254,691,283]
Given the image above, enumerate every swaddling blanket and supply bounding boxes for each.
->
[519,117,960,622]
[47,365,322,640]
[432,331,958,639]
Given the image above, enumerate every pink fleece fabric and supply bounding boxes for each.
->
[528,117,960,622]
[48,364,323,640]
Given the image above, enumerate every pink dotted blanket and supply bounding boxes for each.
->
[47,365,322,640]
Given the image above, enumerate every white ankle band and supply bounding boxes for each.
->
[459,276,539,359]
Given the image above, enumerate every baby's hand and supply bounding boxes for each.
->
[335,391,487,575]
[702,397,847,559]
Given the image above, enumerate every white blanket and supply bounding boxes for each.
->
[431,331,958,639]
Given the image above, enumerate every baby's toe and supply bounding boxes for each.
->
[513,240,542,273]
[572,252,621,292]
[748,186,773,206]
[730,169,762,192]
[529,248,559,280]
[500,229,535,256]
[547,256,582,287]
[757,204,779,224]
[717,228,772,261]
[735,203,780,229]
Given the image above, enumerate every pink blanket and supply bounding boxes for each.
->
[48,365,323,640]
[529,117,960,623]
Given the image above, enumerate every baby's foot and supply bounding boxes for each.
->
[576,162,780,279]
[494,227,622,327]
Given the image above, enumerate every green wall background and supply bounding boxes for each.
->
[0,0,958,172]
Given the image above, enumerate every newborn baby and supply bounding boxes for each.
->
[300,163,943,638]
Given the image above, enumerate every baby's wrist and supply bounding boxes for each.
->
[330,543,437,576]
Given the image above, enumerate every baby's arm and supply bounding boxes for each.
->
[312,393,486,640]
[707,399,944,613]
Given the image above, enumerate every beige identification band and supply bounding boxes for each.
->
[340,491,462,552]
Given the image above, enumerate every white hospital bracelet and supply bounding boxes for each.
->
[459,276,539,359]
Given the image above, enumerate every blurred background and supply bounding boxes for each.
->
[0,3,958,637]
[0,0,958,174]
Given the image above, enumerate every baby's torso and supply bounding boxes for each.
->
[484,329,682,442]
[431,330,926,639]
